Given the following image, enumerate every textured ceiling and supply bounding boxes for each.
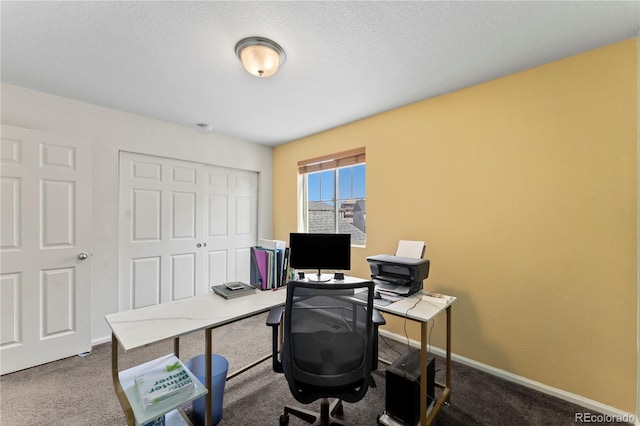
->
[1,1,638,146]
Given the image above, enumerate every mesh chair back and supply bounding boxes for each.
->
[281,280,375,404]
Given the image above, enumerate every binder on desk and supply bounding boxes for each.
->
[259,239,287,287]
[266,248,276,288]
[250,248,268,289]
[250,241,289,290]
[281,247,290,283]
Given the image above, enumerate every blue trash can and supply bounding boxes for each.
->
[186,354,229,425]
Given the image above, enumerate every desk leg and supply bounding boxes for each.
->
[420,321,428,426]
[111,334,135,426]
[425,306,452,425]
[445,305,452,400]
[205,328,212,426]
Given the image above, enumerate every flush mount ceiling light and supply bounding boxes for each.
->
[235,37,286,78]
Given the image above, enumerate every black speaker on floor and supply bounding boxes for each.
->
[385,350,435,425]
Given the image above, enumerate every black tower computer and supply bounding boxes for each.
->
[384,350,435,425]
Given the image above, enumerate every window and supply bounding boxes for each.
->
[298,148,366,245]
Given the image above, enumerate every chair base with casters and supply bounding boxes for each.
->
[280,397,345,426]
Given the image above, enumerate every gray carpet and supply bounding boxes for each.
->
[0,312,629,426]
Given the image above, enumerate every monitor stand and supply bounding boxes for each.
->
[307,269,332,283]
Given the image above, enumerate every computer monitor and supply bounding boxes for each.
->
[289,233,351,282]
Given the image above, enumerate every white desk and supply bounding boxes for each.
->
[105,289,287,425]
[374,291,456,426]
[106,282,454,426]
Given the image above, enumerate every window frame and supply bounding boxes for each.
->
[298,148,366,246]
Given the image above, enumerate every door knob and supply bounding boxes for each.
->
[78,252,89,260]
[196,243,202,248]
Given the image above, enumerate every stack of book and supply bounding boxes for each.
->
[211,281,257,299]
[134,355,195,410]
[249,239,289,290]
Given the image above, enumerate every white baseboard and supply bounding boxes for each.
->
[91,335,111,347]
[379,329,637,423]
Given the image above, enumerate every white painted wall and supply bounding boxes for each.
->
[0,83,274,344]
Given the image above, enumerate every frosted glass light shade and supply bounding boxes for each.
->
[235,37,286,78]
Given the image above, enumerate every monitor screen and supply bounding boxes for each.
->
[289,233,351,273]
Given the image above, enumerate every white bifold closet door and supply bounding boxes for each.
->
[118,152,257,311]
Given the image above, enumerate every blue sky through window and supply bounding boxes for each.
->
[308,164,365,202]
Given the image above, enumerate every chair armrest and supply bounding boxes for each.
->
[266,305,283,327]
[372,308,386,327]
[266,306,284,373]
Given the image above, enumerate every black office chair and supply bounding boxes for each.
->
[266,280,384,426]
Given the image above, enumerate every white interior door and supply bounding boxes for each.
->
[119,152,258,311]
[1,124,91,375]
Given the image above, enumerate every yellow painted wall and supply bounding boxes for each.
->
[273,39,638,412]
